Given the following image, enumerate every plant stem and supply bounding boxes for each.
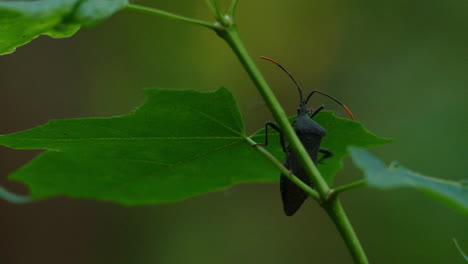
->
[216,25,330,199]
[125,4,220,30]
[330,179,367,199]
[453,238,468,261]
[323,199,369,264]
[204,0,217,18]
[245,137,320,201]
[212,0,229,26]
[0,186,31,204]
[228,0,239,18]
[217,25,369,264]
[228,0,237,19]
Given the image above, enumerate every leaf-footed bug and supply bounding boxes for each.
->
[255,56,355,216]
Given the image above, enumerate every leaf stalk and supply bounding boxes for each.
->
[125,4,220,30]
[328,179,367,200]
[228,0,239,18]
[0,186,31,204]
[212,0,230,26]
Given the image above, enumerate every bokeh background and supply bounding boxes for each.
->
[1,0,467,263]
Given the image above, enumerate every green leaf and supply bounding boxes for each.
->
[349,147,468,215]
[72,0,129,26]
[1,88,391,204]
[0,0,127,55]
[250,112,392,185]
[0,88,281,204]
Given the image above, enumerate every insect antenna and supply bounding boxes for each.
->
[305,90,355,120]
[260,56,304,104]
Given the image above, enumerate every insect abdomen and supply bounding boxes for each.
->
[280,125,325,216]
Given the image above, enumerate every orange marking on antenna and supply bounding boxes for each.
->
[342,105,355,120]
[260,56,280,65]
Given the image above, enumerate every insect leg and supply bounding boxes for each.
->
[318,148,333,164]
[254,122,286,152]
[309,105,325,118]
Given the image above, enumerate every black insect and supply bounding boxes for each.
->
[257,56,354,216]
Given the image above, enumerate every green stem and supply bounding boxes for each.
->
[204,0,217,18]
[323,199,369,264]
[218,25,369,264]
[0,186,31,204]
[125,4,220,30]
[453,238,468,261]
[212,0,229,26]
[330,179,367,199]
[216,25,330,199]
[228,0,239,18]
[245,137,320,201]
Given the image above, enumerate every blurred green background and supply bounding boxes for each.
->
[1,0,467,263]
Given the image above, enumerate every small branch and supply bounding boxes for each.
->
[204,0,217,18]
[228,0,239,18]
[329,179,367,199]
[0,186,31,204]
[212,0,229,26]
[246,137,320,201]
[125,4,220,30]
